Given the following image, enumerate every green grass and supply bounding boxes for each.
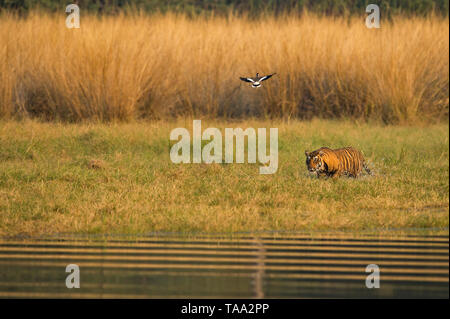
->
[0,119,448,237]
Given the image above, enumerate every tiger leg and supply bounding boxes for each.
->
[330,171,341,179]
[317,172,327,179]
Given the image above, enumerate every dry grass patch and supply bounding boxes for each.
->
[0,13,448,123]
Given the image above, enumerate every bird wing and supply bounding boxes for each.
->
[240,77,254,83]
[260,73,276,82]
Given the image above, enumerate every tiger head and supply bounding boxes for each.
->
[305,150,326,173]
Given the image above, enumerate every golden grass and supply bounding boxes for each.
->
[0,119,448,237]
[0,12,448,123]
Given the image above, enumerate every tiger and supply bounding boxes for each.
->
[304,147,372,179]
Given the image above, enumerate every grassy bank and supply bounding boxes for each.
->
[0,120,448,237]
[0,13,448,123]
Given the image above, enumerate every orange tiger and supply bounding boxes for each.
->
[304,147,372,178]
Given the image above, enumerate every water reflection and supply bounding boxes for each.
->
[0,233,448,298]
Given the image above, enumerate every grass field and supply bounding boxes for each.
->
[0,13,448,123]
[0,120,448,238]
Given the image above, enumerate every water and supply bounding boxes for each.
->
[0,233,448,298]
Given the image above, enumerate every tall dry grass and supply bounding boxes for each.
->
[0,12,448,123]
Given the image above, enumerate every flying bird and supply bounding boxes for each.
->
[240,73,276,88]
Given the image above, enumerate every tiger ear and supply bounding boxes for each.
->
[319,151,324,156]
[305,151,310,157]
